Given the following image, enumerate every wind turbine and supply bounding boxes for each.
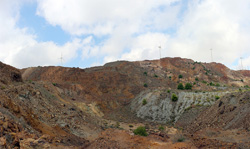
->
[59,53,64,66]
[210,49,213,62]
[240,57,244,70]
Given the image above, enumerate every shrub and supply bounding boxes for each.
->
[142,99,147,105]
[177,135,185,142]
[177,83,184,90]
[143,72,147,76]
[195,77,199,81]
[209,82,215,86]
[158,126,165,131]
[169,76,172,79]
[52,83,57,86]
[129,125,134,128]
[154,74,158,77]
[185,83,192,90]
[215,95,220,100]
[167,90,171,93]
[241,79,244,82]
[216,83,220,87]
[178,75,183,79]
[133,126,148,136]
[171,93,178,102]
[144,83,148,87]
[202,80,207,84]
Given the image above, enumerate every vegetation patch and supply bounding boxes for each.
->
[171,93,178,102]
[133,126,148,136]
[177,83,184,90]
[142,98,147,105]
[185,83,192,90]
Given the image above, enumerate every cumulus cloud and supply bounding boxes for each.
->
[0,0,90,68]
[168,0,250,68]
[36,0,180,36]
[1,0,250,69]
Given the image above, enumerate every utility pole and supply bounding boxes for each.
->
[210,49,213,62]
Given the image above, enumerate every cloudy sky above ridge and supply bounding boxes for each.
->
[0,0,250,69]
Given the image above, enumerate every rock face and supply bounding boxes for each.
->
[131,89,227,123]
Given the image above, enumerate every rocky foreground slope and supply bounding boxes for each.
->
[0,57,250,148]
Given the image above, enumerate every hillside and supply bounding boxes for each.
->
[0,57,250,148]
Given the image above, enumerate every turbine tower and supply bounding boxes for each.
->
[158,45,162,67]
[210,49,213,62]
[240,57,243,70]
[59,53,64,66]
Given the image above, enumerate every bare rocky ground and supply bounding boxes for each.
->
[0,57,250,148]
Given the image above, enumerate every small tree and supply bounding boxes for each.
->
[171,93,178,102]
[185,83,192,90]
[133,126,148,136]
[177,83,184,90]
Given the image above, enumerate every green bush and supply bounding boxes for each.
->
[142,99,147,105]
[171,93,178,102]
[133,126,148,136]
[177,136,185,142]
[154,74,158,77]
[143,72,147,76]
[158,126,165,131]
[169,76,172,79]
[215,95,220,100]
[216,83,220,87]
[144,83,148,87]
[195,77,199,81]
[185,83,192,90]
[178,75,183,79]
[177,83,184,90]
[167,90,171,93]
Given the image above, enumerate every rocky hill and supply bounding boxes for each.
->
[0,57,250,148]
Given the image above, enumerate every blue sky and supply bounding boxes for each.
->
[1,0,250,69]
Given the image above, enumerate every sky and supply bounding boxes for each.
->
[0,0,250,70]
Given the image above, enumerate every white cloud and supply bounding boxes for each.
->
[36,0,180,36]
[0,0,90,68]
[167,0,250,68]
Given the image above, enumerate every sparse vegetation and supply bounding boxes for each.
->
[158,126,165,131]
[195,77,199,81]
[154,74,158,77]
[185,83,192,90]
[129,125,134,128]
[216,83,220,87]
[171,93,178,102]
[167,90,171,93]
[169,76,172,80]
[202,80,207,84]
[178,75,183,79]
[144,83,148,87]
[143,72,147,76]
[133,126,148,136]
[177,83,184,90]
[177,135,185,142]
[142,98,147,105]
[52,83,57,86]
[215,95,220,100]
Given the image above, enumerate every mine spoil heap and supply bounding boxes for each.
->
[0,57,249,148]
